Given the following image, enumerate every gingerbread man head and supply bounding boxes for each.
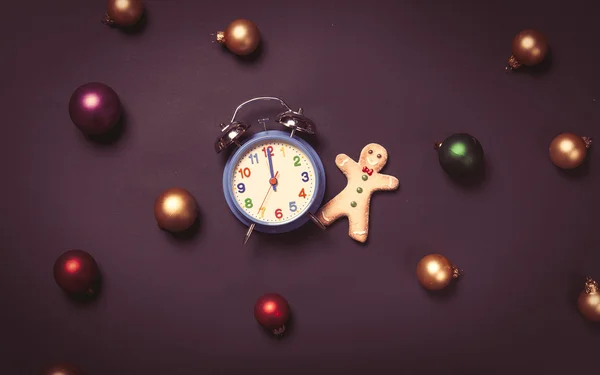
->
[359,143,389,172]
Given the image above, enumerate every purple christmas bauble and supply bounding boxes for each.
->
[68,82,121,135]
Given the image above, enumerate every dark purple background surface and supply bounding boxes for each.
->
[2,1,600,374]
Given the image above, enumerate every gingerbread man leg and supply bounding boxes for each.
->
[347,202,370,242]
[316,190,349,226]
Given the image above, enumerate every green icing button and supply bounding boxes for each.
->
[350,201,357,207]
[356,187,363,193]
[362,175,368,181]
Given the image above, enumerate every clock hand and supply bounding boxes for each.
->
[267,150,277,192]
[258,171,279,214]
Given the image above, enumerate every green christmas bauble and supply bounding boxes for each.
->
[435,133,484,177]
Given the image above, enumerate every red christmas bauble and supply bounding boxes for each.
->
[53,250,100,296]
[254,293,290,335]
[39,362,84,375]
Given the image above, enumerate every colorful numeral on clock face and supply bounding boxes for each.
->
[231,140,317,224]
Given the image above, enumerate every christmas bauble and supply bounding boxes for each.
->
[53,250,100,296]
[68,82,121,135]
[507,29,549,70]
[154,187,198,232]
[549,133,591,169]
[577,277,600,322]
[435,133,484,177]
[416,254,460,291]
[39,362,84,375]
[254,293,290,335]
[216,19,261,56]
[106,0,144,27]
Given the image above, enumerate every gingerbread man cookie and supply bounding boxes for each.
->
[316,143,399,243]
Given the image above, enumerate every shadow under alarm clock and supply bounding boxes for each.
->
[215,97,327,244]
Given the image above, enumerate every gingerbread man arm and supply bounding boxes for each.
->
[335,153,358,177]
[373,173,400,191]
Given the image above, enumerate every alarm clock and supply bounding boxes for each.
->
[215,97,326,244]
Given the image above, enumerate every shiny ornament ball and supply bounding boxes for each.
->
[416,254,460,291]
[216,19,261,56]
[577,277,600,322]
[68,82,121,135]
[435,133,484,177]
[507,29,549,70]
[549,133,592,169]
[254,293,290,335]
[106,0,144,27]
[53,250,100,296]
[39,363,84,375]
[154,187,198,232]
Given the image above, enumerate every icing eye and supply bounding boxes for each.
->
[368,150,373,154]
[377,154,382,158]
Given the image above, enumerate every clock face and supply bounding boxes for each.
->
[230,139,317,225]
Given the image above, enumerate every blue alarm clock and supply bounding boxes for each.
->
[215,97,326,244]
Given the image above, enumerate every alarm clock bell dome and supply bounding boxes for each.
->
[214,121,251,153]
[276,108,316,135]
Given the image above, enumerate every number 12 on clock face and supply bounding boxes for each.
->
[222,131,326,235]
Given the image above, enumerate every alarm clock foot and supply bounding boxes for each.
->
[307,212,326,230]
[244,223,256,245]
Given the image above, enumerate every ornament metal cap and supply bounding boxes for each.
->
[506,55,521,72]
[272,325,286,336]
[452,265,461,279]
[584,277,599,294]
[215,31,226,44]
[101,13,115,26]
[582,136,593,148]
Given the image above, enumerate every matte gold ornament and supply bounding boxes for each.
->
[577,277,600,322]
[506,29,549,71]
[154,187,198,232]
[549,133,592,169]
[416,254,460,291]
[215,19,261,56]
